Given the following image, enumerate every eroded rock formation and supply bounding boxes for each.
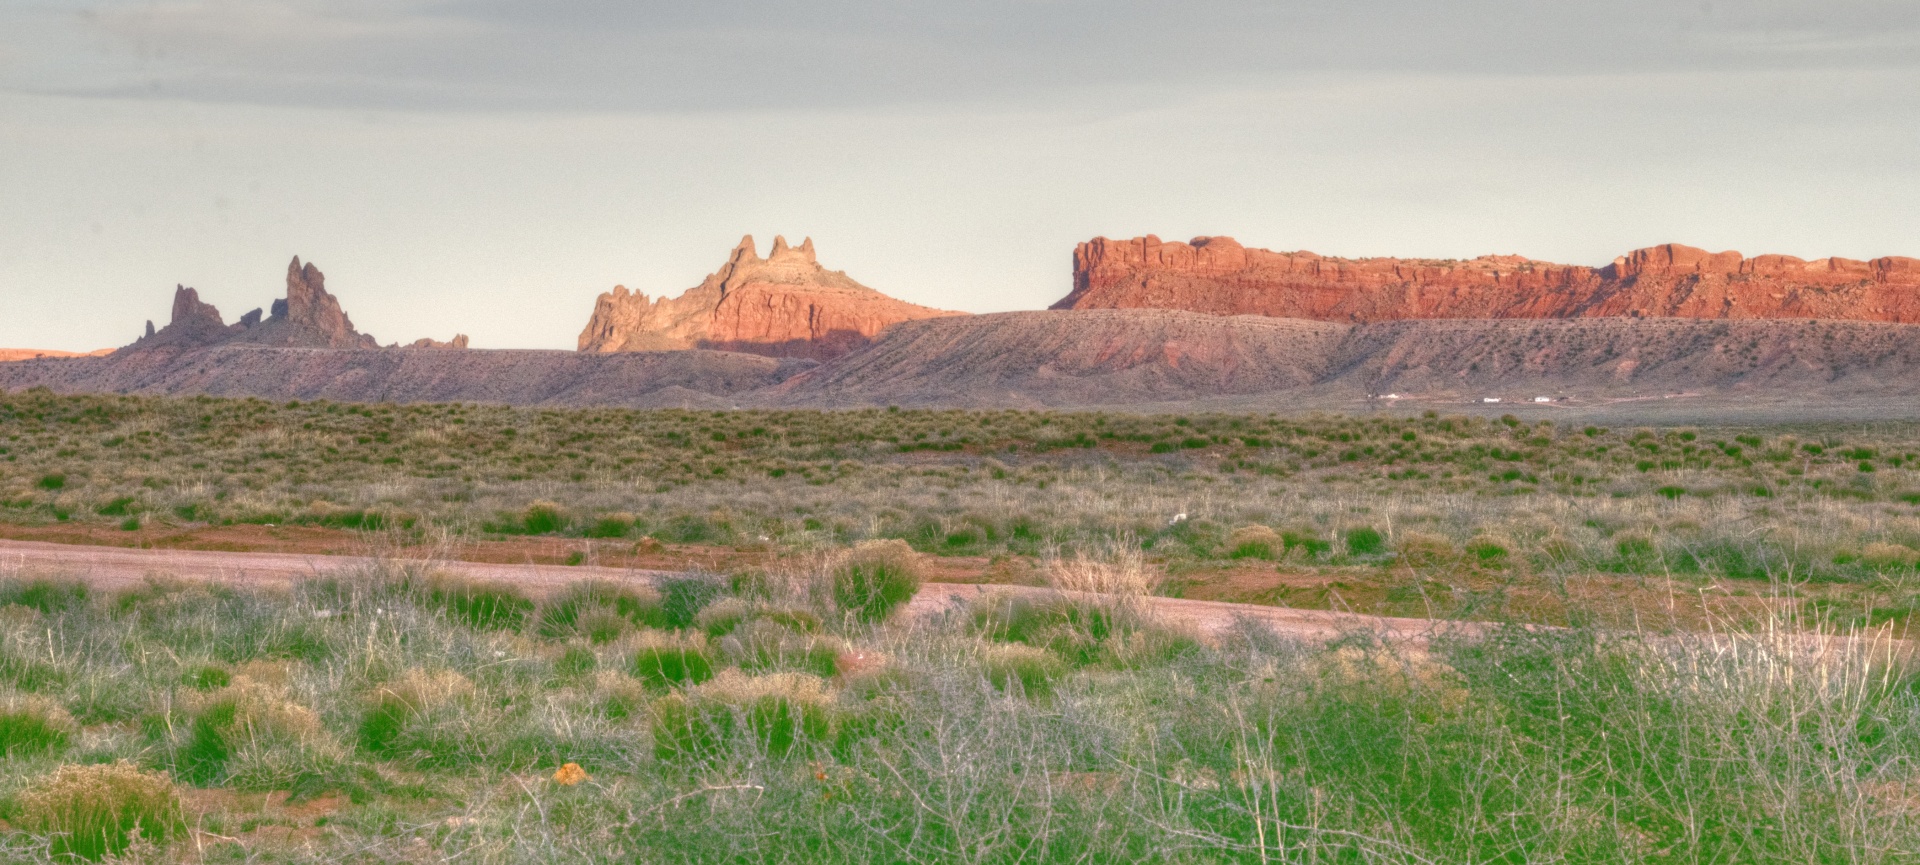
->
[129,257,410,352]
[578,235,964,360]
[407,335,470,350]
[1055,236,1920,323]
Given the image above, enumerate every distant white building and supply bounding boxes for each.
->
[1532,396,1551,403]
[1482,397,1502,404]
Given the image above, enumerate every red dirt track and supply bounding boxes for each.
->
[0,538,1449,644]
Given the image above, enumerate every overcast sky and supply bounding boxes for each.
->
[4,1,1917,350]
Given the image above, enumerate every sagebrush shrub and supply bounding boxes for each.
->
[15,761,185,862]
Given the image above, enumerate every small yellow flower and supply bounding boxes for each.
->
[552,763,589,786]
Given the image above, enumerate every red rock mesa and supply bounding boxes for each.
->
[578,235,964,360]
[1054,236,1920,323]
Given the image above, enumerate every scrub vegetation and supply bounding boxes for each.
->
[0,553,1914,863]
[5,390,1920,860]
[2,391,1918,584]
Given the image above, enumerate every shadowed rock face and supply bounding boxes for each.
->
[577,235,965,360]
[1055,236,1920,324]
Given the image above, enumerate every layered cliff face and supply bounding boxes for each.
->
[1054,236,1920,323]
[127,257,464,352]
[578,235,964,360]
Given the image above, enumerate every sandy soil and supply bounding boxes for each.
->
[0,538,1448,644]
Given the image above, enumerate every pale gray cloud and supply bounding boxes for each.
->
[7,1,1919,111]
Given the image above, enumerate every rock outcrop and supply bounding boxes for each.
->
[578,235,964,360]
[406,335,470,350]
[1055,236,1920,324]
[127,257,425,352]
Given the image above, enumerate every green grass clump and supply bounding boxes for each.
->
[1225,524,1281,559]
[425,576,534,632]
[657,574,725,629]
[980,643,1065,697]
[832,539,922,623]
[1345,526,1386,555]
[629,634,716,689]
[0,577,88,615]
[650,670,833,760]
[0,693,75,757]
[14,761,185,861]
[536,581,666,639]
[356,668,474,759]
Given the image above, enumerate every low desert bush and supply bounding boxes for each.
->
[832,540,923,623]
[14,762,185,861]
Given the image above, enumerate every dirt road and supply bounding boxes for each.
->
[0,538,1450,644]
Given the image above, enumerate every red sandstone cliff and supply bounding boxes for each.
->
[1054,236,1920,323]
[578,235,964,360]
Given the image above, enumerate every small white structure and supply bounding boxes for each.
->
[1481,397,1502,404]
[1532,396,1551,403]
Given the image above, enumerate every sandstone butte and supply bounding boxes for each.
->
[577,235,965,360]
[1053,236,1920,324]
[130,256,466,352]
